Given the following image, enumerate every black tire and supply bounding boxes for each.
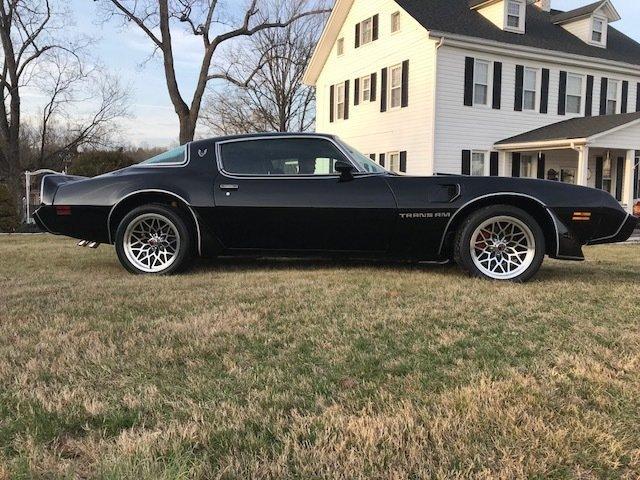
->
[454,204,545,283]
[115,204,193,275]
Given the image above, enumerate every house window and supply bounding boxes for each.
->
[360,17,374,45]
[523,68,537,110]
[473,60,490,106]
[391,12,401,33]
[388,152,400,172]
[361,75,371,102]
[566,74,583,114]
[471,151,487,176]
[390,64,402,108]
[603,157,612,192]
[521,154,535,177]
[606,80,619,115]
[336,82,345,120]
[507,1,521,29]
[592,18,604,43]
[337,38,344,56]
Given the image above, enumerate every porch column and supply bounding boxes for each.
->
[622,149,635,214]
[576,146,589,187]
[499,151,508,176]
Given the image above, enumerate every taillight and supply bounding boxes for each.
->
[55,206,71,216]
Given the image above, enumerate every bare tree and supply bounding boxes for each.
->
[0,0,129,209]
[96,0,330,144]
[202,0,325,135]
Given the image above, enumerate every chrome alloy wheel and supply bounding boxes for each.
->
[470,215,536,280]
[123,213,181,273]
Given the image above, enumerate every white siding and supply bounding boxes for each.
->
[434,44,640,174]
[315,0,437,175]
[561,15,608,48]
[477,1,506,31]
[591,123,640,150]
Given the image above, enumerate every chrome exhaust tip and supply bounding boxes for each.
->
[87,242,100,249]
[77,240,89,247]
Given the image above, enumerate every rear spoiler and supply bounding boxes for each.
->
[40,174,87,205]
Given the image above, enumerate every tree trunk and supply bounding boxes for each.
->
[178,114,197,145]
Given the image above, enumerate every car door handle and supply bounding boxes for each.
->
[220,184,239,191]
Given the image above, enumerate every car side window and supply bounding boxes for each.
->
[219,138,351,176]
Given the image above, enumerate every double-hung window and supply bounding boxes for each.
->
[336,83,345,120]
[603,157,612,192]
[388,152,400,172]
[360,17,373,45]
[523,68,537,111]
[471,151,487,176]
[391,12,401,33]
[507,1,521,29]
[390,64,402,108]
[473,60,489,106]
[592,18,604,43]
[361,75,371,103]
[566,74,583,114]
[337,38,344,56]
[606,80,619,115]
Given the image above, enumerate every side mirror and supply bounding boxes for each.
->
[335,160,355,181]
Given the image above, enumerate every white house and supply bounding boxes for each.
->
[303,0,640,214]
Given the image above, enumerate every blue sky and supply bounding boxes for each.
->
[25,0,640,148]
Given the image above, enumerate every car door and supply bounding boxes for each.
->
[211,136,397,253]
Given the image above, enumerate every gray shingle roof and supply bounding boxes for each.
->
[550,1,605,24]
[495,112,640,144]
[393,0,640,65]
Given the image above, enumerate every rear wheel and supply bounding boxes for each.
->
[454,205,545,282]
[115,204,192,275]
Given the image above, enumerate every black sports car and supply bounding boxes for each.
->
[35,133,637,281]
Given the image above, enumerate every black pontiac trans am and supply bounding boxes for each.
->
[34,133,638,282]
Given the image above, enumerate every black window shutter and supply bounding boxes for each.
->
[512,153,521,178]
[354,78,360,106]
[462,150,471,175]
[344,80,350,120]
[400,151,407,173]
[355,23,360,48]
[372,14,379,41]
[401,60,409,108]
[369,154,376,161]
[615,157,624,201]
[600,77,608,115]
[540,68,549,114]
[490,152,499,176]
[464,57,474,107]
[621,81,629,114]
[329,85,335,123]
[537,153,546,179]
[380,68,388,112]
[370,72,377,101]
[558,71,567,115]
[514,65,524,112]
[492,62,502,110]
[585,75,594,117]
[637,83,640,112]
[595,156,604,189]
[379,153,385,168]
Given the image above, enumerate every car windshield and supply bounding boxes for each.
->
[339,140,388,174]
[139,146,187,165]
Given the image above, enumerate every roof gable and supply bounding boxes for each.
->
[551,0,621,25]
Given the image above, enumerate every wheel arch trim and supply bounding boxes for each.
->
[107,189,202,256]
[437,192,560,257]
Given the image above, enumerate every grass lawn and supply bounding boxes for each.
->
[0,235,639,479]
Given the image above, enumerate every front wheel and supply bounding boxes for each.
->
[115,204,192,275]
[454,205,545,282]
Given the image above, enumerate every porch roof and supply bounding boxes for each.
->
[495,112,640,150]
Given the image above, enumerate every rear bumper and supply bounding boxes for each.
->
[34,205,111,243]
[588,214,639,245]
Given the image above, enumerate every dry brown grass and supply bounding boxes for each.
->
[0,235,639,479]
